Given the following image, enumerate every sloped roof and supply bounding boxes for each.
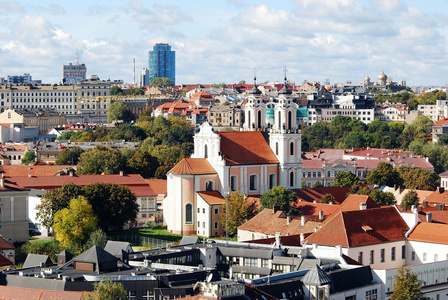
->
[433,118,448,127]
[304,207,409,247]
[104,241,133,255]
[408,222,448,244]
[23,254,52,268]
[328,194,379,218]
[423,189,448,205]
[295,201,339,216]
[0,253,13,267]
[301,264,332,285]
[198,191,225,205]
[74,245,118,264]
[293,186,352,204]
[145,179,167,195]
[168,158,217,175]
[0,236,14,250]
[0,286,87,300]
[0,165,75,177]
[219,131,278,165]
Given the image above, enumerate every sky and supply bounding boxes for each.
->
[1,0,448,86]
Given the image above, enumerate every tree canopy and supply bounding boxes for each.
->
[55,146,84,165]
[107,102,134,123]
[219,191,250,237]
[366,162,404,187]
[150,77,173,86]
[77,147,127,175]
[369,189,396,206]
[53,196,98,249]
[21,151,35,165]
[85,279,128,300]
[391,267,429,300]
[398,166,439,191]
[401,190,419,211]
[333,171,360,187]
[260,186,298,215]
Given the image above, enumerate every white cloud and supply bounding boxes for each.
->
[0,1,23,13]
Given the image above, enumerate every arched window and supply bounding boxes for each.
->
[185,204,193,224]
[288,111,292,129]
[249,174,258,191]
[290,172,294,187]
[206,181,214,191]
[275,142,279,155]
[257,110,262,128]
[278,111,281,129]
[269,174,276,189]
[248,112,251,128]
[204,144,208,159]
[230,175,238,191]
[290,142,294,156]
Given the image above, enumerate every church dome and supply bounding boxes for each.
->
[378,70,387,81]
[364,75,370,82]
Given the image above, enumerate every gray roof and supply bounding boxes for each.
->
[301,264,332,286]
[218,246,273,259]
[104,241,133,255]
[298,258,322,271]
[231,265,271,276]
[179,236,201,246]
[23,254,52,268]
[73,245,118,264]
[272,256,302,266]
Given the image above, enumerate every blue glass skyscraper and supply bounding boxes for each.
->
[148,43,175,85]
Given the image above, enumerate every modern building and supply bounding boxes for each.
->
[6,73,41,85]
[148,43,175,85]
[63,63,86,85]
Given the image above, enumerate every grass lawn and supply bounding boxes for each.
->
[108,226,184,243]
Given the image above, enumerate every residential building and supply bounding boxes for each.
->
[0,108,65,136]
[208,105,244,128]
[148,43,175,85]
[432,117,448,143]
[375,104,409,123]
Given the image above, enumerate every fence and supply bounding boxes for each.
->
[108,235,173,249]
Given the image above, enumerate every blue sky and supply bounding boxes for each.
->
[0,0,448,86]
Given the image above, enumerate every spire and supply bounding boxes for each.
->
[279,66,292,95]
[248,68,261,95]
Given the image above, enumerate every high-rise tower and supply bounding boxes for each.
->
[148,43,175,85]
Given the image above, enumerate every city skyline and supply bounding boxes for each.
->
[0,0,447,86]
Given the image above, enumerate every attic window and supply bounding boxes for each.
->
[362,225,373,232]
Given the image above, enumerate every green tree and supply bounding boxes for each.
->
[321,193,335,204]
[260,186,298,215]
[219,192,250,237]
[410,115,433,135]
[369,189,396,206]
[366,162,404,187]
[401,190,419,211]
[398,166,439,191]
[344,132,373,148]
[21,151,36,165]
[110,86,123,95]
[56,131,76,141]
[85,279,128,300]
[85,229,108,249]
[313,181,323,188]
[126,150,159,178]
[391,267,429,300]
[55,146,84,165]
[333,171,360,186]
[36,183,83,230]
[150,77,173,86]
[82,183,138,231]
[107,102,134,123]
[53,196,98,249]
[77,147,127,175]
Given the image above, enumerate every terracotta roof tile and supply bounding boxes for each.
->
[293,186,352,204]
[198,191,225,205]
[295,201,339,216]
[168,158,217,175]
[219,131,278,165]
[0,236,14,250]
[304,207,409,247]
[0,165,74,177]
[145,179,167,195]
[423,189,448,205]
[408,222,448,244]
[328,194,379,218]
[433,118,448,127]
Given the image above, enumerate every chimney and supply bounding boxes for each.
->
[360,202,367,210]
[69,171,73,177]
[286,216,290,225]
[319,210,324,221]
[301,215,306,226]
[423,201,428,208]
[28,173,32,178]
[427,212,432,223]
[0,178,4,188]
[273,205,280,214]
[119,170,124,176]
[439,187,445,193]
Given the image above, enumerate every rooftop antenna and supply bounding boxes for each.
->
[283,66,288,83]
[75,49,79,65]
[133,58,135,85]
[253,68,257,86]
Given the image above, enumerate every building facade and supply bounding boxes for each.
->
[63,63,87,85]
[148,43,175,85]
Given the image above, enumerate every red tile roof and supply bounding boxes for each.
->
[408,222,448,244]
[190,90,214,101]
[0,253,13,267]
[198,191,225,205]
[293,186,352,204]
[156,99,197,114]
[168,158,217,175]
[304,206,409,247]
[0,236,14,250]
[295,201,339,216]
[145,179,167,195]
[219,131,278,165]
[0,165,75,177]
[328,194,379,218]
[423,189,448,205]
[433,118,448,127]
[0,286,87,300]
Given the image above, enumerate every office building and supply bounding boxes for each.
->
[148,43,175,85]
[63,63,86,85]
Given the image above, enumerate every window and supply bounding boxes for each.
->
[203,208,205,213]
[214,221,219,229]
[204,144,208,158]
[198,221,200,228]
[345,296,356,300]
[290,142,294,155]
[366,289,377,300]
[381,249,385,262]
[261,259,269,268]
[423,252,427,262]
[269,174,276,189]
[290,172,294,187]
[185,204,193,224]
[370,250,374,264]
[249,174,258,191]
[275,142,279,155]
[205,181,214,191]
[231,175,238,191]
[402,245,406,259]
[128,291,136,300]
[214,208,219,215]
[391,247,396,261]
[412,251,416,261]
[244,257,257,267]
[358,252,363,264]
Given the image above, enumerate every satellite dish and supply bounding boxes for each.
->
[206,273,213,283]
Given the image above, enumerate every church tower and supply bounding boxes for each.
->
[243,69,265,130]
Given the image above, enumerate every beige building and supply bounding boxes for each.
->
[208,105,243,128]
[0,108,65,135]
